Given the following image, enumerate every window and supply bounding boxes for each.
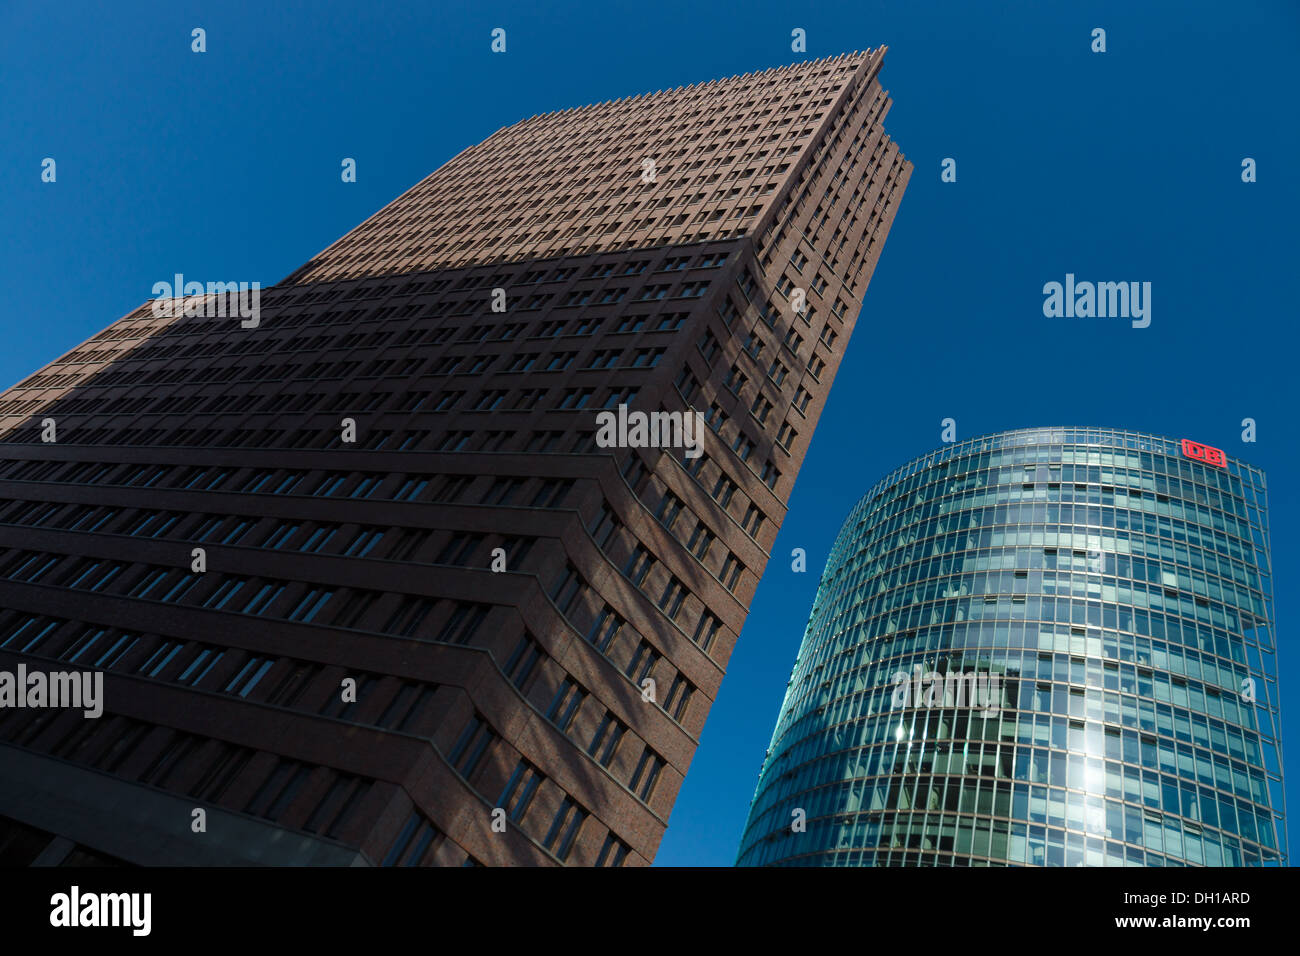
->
[551,564,584,615]
[304,774,370,838]
[499,535,534,570]
[376,682,437,732]
[189,744,254,802]
[588,502,619,549]
[435,532,483,566]
[201,577,246,611]
[497,761,544,823]
[176,646,224,687]
[711,475,738,508]
[585,607,623,654]
[245,759,313,822]
[242,582,285,615]
[349,475,383,499]
[481,477,524,506]
[286,587,333,622]
[631,347,665,368]
[720,553,744,590]
[138,732,198,787]
[381,811,439,867]
[61,627,106,664]
[448,713,496,778]
[658,576,688,621]
[137,639,184,678]
[691,613,722,650]
[546,677,586,732]
[543,797,587,862]
[545,351,576,371]
[299,524,338,553]
[531,478,571,508]
[687,523,714,560]
[383,595,435,637]
[94,632,138,670]
[438,602,488,644]
[697,331,721,364]
[504,633,543,689]
[596,833,630,867]
[313,473,347,496]
[664,674,695,720]
[602,386,638,409]
[261,521,300,550]
[225,656,274,698]
[555,388,594,410]
[0,616,63,654]
[625,640,660,683]
[392,476,429,501]
[587,714,626,767]
[655,493,683,532]
[624,546,654,586]
[675,366,702,404]
[630,750,664,801]
[342,527,385,557]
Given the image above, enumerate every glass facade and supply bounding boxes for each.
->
[736,427,1286,866]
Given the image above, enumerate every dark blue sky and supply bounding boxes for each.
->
[2,0,1296,866]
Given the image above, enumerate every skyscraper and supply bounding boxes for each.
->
[736,428,1286,867]
[0,51,911,866]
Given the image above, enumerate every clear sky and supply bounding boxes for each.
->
[2,0,1296,866]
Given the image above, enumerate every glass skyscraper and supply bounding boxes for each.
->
[736,427,1286,867]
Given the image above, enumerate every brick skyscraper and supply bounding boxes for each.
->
[0,51,910,866]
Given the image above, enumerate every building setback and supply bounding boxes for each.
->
[0,51,911,866]
[736,428,1286,867]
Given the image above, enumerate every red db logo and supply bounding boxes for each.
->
[1181,439,1227,468]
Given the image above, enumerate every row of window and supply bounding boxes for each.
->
[543,566,699,727]
[448,711,633,866]
[859,482,1258,565]
[0,706,378,846]
[741,810,1269,867]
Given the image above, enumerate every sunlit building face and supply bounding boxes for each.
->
[736,428,1286,867]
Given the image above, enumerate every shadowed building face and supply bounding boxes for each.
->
[0,51,910,866]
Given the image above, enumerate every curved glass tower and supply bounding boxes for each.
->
[736,427,1286,866]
